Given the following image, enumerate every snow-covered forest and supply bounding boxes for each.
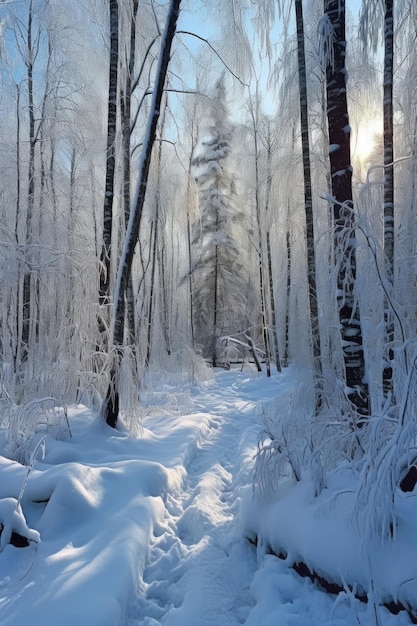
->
[1,0,417,624]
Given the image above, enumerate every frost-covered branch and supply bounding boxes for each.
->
[176,31,249,86]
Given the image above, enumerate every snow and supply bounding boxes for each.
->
[0,498,40,552]
[0,368,416,625]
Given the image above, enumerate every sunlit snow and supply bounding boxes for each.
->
[0,369,415,625]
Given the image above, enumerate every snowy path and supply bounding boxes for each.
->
[126,373,262,626]
[124,370,410,626]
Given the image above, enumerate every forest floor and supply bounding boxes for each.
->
[0,368,414,625]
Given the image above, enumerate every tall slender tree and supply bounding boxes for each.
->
[360,0,395,397]
[252,0,321,378]
[382,0,395,397]
[262,118,281,372]
[247,87,272,376]
[103,0,182,428]
[21,0,37,365]
[120,0,139,345]
[145,94,168,366]
[295,0,322,402]
[383,0,394,275]
[99,0,119,339]
[324,0,370,416]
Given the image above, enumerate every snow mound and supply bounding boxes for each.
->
[0,497,40,551]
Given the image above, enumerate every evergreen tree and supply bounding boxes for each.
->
[192,75,251,367]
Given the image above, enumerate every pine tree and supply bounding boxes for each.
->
[192,75,250,367]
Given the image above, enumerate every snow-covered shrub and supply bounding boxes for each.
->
[0,497,40,552]
[254,341,417,542]
[137,348,215,420]
[254,379,316,502]
[354,349,417,539]
[116,345,144,437]
[0,396,70,465]
[146,344,214,388]
[253,374,372,504]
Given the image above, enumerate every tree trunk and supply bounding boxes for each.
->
[382,0,394,397]
[383,0,394,272]
[284,224,291,368]
[122,0,139,346]
[14,83,22,378]
[248,91,271,377]
[266,231,281,372]
[295,0,322,402]
[186,161,196,347]
[263,120,281,372]
[99,0,119,337]
[103,0,182,428]
[145,94,168,366]
[145,209,159,367]
[212,241,219,368]
[324,0,369,417]
[158,231,172,357]
[22,0,36,364]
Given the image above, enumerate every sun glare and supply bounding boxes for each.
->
[352,117,382,165]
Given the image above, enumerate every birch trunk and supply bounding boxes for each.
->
[122,0,139,345]
[382,0,394,397]
[295,0,322,399]
[324,0,369,416]
[22,0,36,364]
[99,0,119,337]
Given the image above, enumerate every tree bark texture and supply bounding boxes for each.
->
[383,0,394,273]
[295,0,322,396]
[121,0,139,345]
[382,0,394,397]
[324,0,369,416]
[99,0,119,320]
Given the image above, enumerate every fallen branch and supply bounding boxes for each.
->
[247,535,417,623]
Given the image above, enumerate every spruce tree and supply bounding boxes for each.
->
[192,75,250,367]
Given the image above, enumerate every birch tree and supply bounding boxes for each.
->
[120,0,139,344]
[383,0,394,279]
[323,0,369,416]
[247,88,272,376]
[295,0,322,401]
[252,0,321,381]
[21,0,38,368]
[98,0,119,340]
[262,117,281,372]
[103,0,182,428]
[360,0,394,397]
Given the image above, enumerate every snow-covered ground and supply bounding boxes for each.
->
[0,368,415,625]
